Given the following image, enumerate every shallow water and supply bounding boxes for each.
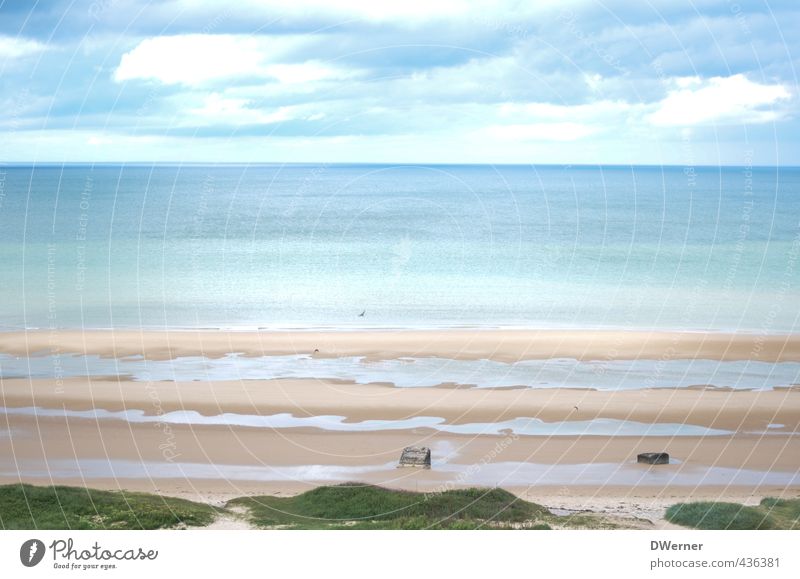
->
[1,458,396,482]
[2,353,799,390]
[2,164,799,332]
[436,461,800,487]
[0,406,745,437]
[4,457,798,487]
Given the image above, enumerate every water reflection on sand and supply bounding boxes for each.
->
[2,353,799,391]
[4,457,799,488]
[1,406,737,437]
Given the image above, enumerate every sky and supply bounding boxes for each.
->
[0,0,798,165]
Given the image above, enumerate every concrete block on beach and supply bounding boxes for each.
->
[637,452,669,465]
[398,446,431,469]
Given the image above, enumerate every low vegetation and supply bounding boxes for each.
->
[0,484,218,530]
[665,498,800,530]
[229,483,611,529]
[12,482,792,531]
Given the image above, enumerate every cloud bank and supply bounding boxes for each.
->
[0,0,797,164]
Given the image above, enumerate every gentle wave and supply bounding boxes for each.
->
[0,406,748,436]
[2,165,799,332]
[2,353,799,390]
[5,457,799,487]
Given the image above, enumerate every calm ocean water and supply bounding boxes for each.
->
[0,163,798,331]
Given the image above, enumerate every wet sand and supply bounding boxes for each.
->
[2,412,799,491]
[2,328,799,362]
[2,414,798,527]
[2,377,799,432]
[1,328,798,521]
[3,413,798,470]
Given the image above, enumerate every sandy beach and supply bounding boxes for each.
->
[3,412,798,471]
[2,377,799,431]
[2,329,799,525]
[2,413,798,526]
[2,328,800,362]
[6,0,800,546]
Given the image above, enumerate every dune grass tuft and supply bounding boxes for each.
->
[0,483,218,530]
[230,483,563,529]
[665,497,800,530]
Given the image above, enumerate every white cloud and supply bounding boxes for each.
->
[491,76,793,139]
[189,93,294,125]
[264,61,360,84]
[1,126,786,165]
[271,0,468,22]
[649,74,791,126]
[498,77,792,133]
[499,100,634,120]
[174,0,574,25]
[483,122,595,141]
[584,73,603,92]
[486,100,635,140]
[115,35,269,84]
[674,76,702,88]
[114,34,359,86]
[87,134,113,145]
[0,36,47,60]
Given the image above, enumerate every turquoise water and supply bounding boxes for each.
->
[1,163,798,331]
[6,457,799,487]
[0,407,737,436]
[2,353,798,390]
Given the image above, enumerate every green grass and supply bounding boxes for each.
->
[665,497,800,530]
[0,482,632,530]
[758,497,800,529]
[0,484,219,530]
[229,483,597,529]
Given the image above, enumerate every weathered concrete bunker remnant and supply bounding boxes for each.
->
[398,446,431,469]
[637,452,669,465]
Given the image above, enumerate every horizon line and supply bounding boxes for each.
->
[1,161,798,170]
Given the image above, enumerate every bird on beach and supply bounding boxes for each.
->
[573,405,579,412]
[358,309,366,317]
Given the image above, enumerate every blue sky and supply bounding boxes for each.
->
[0,0,798,164]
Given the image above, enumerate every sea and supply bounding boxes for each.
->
[1,163,798,332]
